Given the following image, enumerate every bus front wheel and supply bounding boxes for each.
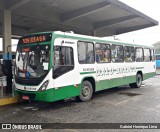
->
[129,74,142,88]
[77,80,93,102]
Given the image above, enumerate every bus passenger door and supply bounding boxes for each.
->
[52,38,79,101]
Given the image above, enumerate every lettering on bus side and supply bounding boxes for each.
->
[83,68,94,72]
[65,41,74,44]
[96,66,136,77]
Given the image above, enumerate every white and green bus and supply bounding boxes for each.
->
[14,31,156,102]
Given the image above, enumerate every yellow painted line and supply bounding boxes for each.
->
[0,97,18,106]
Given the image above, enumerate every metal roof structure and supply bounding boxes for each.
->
[0,0,159,37]
[153,42,160,49]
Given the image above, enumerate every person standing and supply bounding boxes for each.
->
[0,63,6,95]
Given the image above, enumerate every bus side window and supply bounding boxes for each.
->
[135,48,143,62]
[124,46,135,62]
[96,43,110,63]
[156,55,160,60]
[78,42,86,63]
[86,43,94,63]
[111,44,124,63]
[151,49,155,61]
[144,48,151,62]
[78,41,94,64]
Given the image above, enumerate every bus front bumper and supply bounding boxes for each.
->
[14,89,55,102]
[14,84,80,102]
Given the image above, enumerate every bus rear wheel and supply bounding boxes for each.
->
[77,80,93,102]
[129,74,142,88]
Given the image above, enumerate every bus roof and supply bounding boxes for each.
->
[53,31,154,48]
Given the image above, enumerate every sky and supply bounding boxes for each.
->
[0,0,160,51]
[116,0,160,46]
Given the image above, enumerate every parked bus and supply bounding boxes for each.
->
[13,31,156,102]
[155,54,160,68]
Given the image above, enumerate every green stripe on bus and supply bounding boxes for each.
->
[80,71,96,75]
[96,72,155,91]
[136,67,144,69]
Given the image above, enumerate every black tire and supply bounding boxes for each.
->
[129,74,142,88]
[77,81,93,102]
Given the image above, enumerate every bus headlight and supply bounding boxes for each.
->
[38,80,49,91]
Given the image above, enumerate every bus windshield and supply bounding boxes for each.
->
[156,55,160,60]
[15,44,50,78]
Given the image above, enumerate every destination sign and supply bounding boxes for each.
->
[19,33,52,44]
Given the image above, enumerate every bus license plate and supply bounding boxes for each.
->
[22,96,29,100]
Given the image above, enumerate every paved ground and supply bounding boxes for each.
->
[0,73,160,132]
[156,68,160,74]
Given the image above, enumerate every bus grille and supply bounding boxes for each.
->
[15,77,42,85]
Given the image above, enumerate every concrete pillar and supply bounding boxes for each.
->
[2,8,12,59]
[93,29,96,36]
[2,8,13,94]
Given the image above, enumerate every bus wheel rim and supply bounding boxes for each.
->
[82,86,90,97]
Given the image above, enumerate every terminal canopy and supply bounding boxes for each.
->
[0,0,159,37]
